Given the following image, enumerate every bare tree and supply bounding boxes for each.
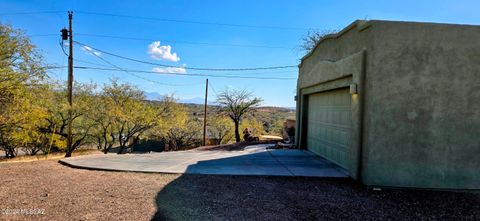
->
[300,29,338,54]
[216,88,262,142]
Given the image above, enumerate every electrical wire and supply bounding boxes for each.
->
[1,10,312,30]
[0,11,65,16]
[60,39,69,57]
[75,11,312,31]
[62,40,296,76]
[72,66,297,80]
[59,38,190,86]
[73,58,113,68]
[23,32,296,49]
[81,46,193,87]
[208,81,219,97]
[44,66,66,69]
[73,41,297,71]
[74,58,295,76]
[44,66,296,80]
[76,33,293,49]
[212,70,296,76]
[24,32,297,49]
[58,44,66,80]
[27,34,59,37]
[55,45,296,80]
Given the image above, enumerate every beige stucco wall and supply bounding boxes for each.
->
[297,20,480,189]
[362,21,480,189]
[297,20,372,179]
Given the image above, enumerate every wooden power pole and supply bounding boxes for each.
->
[66,11,74,157]
[203,78,208,146]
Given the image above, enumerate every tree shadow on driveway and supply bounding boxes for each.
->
[151,155,480,220]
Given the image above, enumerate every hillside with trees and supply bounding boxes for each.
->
[0,23,295,159]
[182,103,295,140]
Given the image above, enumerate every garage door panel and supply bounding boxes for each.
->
[307,88,352,169]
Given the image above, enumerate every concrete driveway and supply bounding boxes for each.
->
[60,144,347,177]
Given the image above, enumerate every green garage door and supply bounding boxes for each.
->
[307,88,352,169]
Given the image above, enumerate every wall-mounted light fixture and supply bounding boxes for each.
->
[350,83,358,95]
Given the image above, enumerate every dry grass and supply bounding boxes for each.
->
[0,149,100,164]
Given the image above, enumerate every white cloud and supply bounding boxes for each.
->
[148,41,180,62]
[152,65,186,74]
[81,46,102,57]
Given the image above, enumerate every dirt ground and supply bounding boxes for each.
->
[0,160,479,221]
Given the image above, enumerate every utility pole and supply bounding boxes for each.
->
[203,78,208,146]
[61,11,74,157]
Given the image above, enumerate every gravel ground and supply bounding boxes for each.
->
[0,160,479,221]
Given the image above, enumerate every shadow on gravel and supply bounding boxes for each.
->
[151,164,480,220]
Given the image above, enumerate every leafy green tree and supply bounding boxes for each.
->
[39,82,96,157]
[240,117,265,139]
[102,80,158,154]
[271,119,285,136]
[11,96,50,155]
[88,94,117,154]
[208,115,234,145]
[164,119,202,151]
[216,88,262,142]
[0,23,46,158]
[152,95,202,150]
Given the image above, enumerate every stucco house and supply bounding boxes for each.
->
[296,20,479,190]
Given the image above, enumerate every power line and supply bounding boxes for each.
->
[23,32,296,49]
[45,66,296,80]
[61,48,296,76]
[214,70,296,76]
[75,11,312,31]
[58,39,192,87]
[72,66,297,80]
[60,41,112,68]
[0,11,65,16]
[45,66,67,69]
[73,41,297,71]
[81,45,192,87]
[59,39,69,57]
[74,59,296,76]
[59,38,191,86]
[27,34,59,37]
[76,33,293,49]
[74,58,296,76]
[208,81,219,97]
[1,10,313,30]
[73,58,112,68]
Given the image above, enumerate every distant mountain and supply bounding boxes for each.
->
[144,92,212,105]
[145,92,295,109]
[178,97,211,105]
[144,92,164,101]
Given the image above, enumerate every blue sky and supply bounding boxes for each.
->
[1,0,479,107]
